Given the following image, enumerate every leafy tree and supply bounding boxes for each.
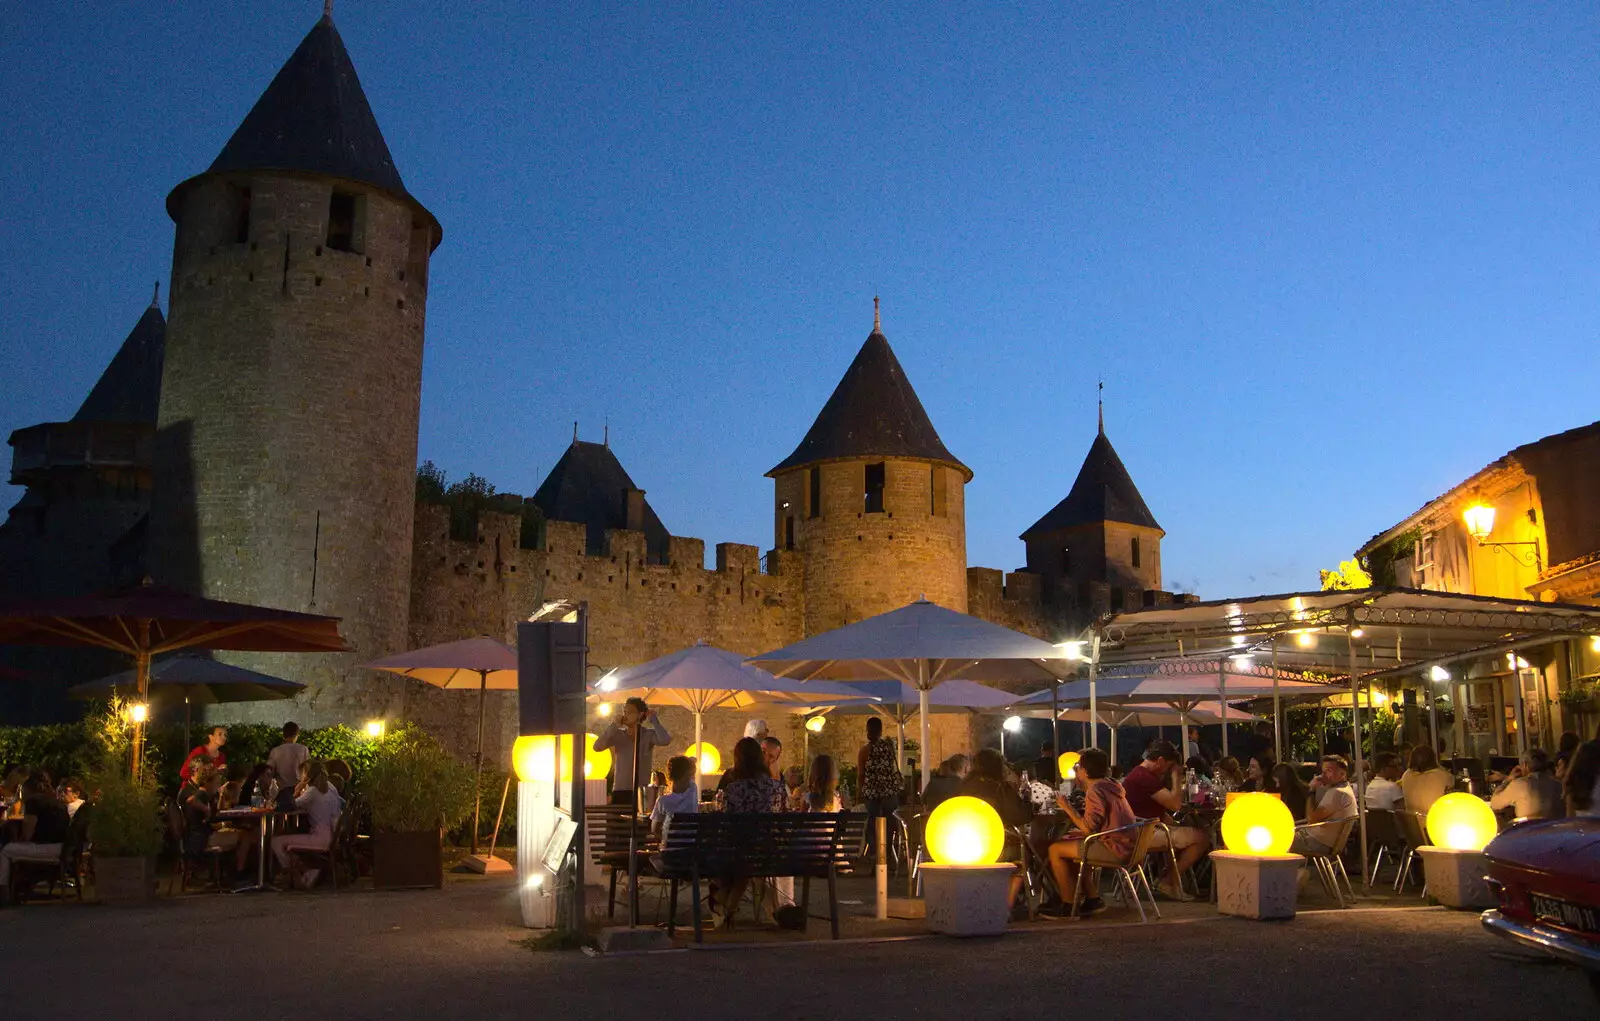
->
[1319,558,1373,591]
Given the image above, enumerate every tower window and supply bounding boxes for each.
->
[808,467,821,519]
[784,515,795,550]
[230,185,251,243]
[864,463,886,514]
[1131,536,1141,568]
[326,191,358,252]
[930,466,947,517]
[1060,547,1072,575]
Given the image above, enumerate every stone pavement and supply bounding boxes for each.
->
[2,871,1589,1020]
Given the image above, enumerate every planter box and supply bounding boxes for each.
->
[921,864,1013,936]
[1213,852,1302,920]
[373,829,443,890]
[95,856,158,904]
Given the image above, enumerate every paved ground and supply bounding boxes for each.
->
[3,875,1590,1020]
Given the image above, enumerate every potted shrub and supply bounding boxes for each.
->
[86,770,164,903]
[364,732,474,889]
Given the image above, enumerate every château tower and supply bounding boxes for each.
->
[151,12,441,717]
[768,303,971,635]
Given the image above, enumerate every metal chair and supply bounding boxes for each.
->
[1070,818,1163,922]
[1364,808,1406,887]
[1393,809,1431,895]
[165,800,225,895]
[1294,817,1356,907]
[891,807,925,895]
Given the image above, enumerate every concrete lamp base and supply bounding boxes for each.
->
[1417,847,1496,910]
[920,863,1014,936]
[1213,852,1303,920]
[457,854,513,875]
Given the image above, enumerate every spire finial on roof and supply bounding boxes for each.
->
[152,280,160,308]
[1097,378,1104,435]
[873,295,881,333]
[323,0,333,19]
[572,421,578,444]
[604,417,609,448]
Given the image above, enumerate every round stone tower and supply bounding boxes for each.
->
[151,12,441,720]
[768,302,971,635]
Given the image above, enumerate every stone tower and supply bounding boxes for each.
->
[1021,412,1164,608]
[151,12,441,719]
[768,303,971,635]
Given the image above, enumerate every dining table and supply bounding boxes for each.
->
[215,804,301,892]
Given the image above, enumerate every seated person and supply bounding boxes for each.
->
[1242,754,1277,794]
[649,755,700,845]
[792,754,847,813]
[0,773,70,900]
[1399,746,1455,819]
[1293,755,1358,855]
[1122,741,1208,900]
[1273,763,1309,820]
[957,749,1032,911]
[270,759,343,889]
[1213,756,1247,790]
[59,778,86,819]
[1046,748,1136,917]
[182,764,240,861]
[921,754,969,812]
[714,738,788,928]
[1490,748,1565,820]
[1364,752,1405,811]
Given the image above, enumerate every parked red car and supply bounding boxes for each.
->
[1481,816,1600,1000]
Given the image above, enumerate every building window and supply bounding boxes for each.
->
[864,463,886,514]
[784,516,795,550]
[808,467,821,519]
[327,191,358,252]
[930,466,947,517]
[230,185,251,243]
[1131,536,1141,568]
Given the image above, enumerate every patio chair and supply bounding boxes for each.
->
[1365,808,1406,887]
[1393,809,1431,895]
[1070,818,1163,923]
[1294,817,1356,907]
[165,800,225,895]
[891,807,925,896]
[286,807,352,890]
[8,805,93,903]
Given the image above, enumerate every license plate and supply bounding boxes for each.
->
[1531,893,1600,934]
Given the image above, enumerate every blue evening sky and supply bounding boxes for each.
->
[2,2,1596,596]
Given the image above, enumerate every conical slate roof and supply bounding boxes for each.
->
[1021,428,1161,538]
[768,328,969,478]
[531,440,671,560]
[74,303,165,423]
[210,14,407,195]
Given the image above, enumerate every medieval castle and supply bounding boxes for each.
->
[0,13,1193,761]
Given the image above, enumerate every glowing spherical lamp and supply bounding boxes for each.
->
[923,795,1006,866]
[1426,792,1498,852]
[686,742,721,776]
[513,735,558,783]
[582,733,612,779]
[1057,751,1081,779]
[1220,792,1296,856]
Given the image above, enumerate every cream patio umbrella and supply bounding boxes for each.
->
[591,641,875,783]
[812,678,1022,777]
[749,599,1075,787]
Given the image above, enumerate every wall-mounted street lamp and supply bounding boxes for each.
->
[1463,504,1542,571]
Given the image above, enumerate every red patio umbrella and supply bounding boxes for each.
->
[0,579,345,773]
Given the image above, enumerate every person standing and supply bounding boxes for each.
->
[856,717,901,860]
[266,722,310,809]
[594,697,671,806]
[179,726,229,783]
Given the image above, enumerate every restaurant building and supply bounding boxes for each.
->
[1356,419,1600,753]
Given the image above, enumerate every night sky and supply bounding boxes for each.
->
[3,2,1596,596]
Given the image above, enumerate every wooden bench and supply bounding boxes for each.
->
[582,803,650,919]
[656,812,866,941]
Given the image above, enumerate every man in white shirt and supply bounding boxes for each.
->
[266,721,310,796]
[1490,749,1565,820]
[1293,755,1357,856]
[1364,752,1406,811]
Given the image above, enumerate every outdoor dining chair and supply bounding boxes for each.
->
[165,800,226,895]
[891,807,925,896]
[1294,817,1357,907]
[1069,818,1163,923]
[1393,809,1431,896]
[1365,808,1406,887]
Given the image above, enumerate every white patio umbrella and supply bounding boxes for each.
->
[362,635,517,857]
[814,678,1022,776]
[1010,693,1260,765]
[749,599,1074,787]
[591,641,875,776]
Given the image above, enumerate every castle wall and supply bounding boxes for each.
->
[153,172,431,724]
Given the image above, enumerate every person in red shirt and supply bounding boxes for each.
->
[1121,740,1208,900]
[178,726,229,783]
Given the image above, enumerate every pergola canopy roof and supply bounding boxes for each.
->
[1088,587,1600,681]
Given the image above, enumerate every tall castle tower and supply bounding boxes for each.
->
[768,302,971,634]
[151,12,441,717]
[1021,411,1164,611]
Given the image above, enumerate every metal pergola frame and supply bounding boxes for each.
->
[1079,586,1600,890]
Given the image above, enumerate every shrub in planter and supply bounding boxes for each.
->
[86,770,164,903]
[364,732,475,889]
